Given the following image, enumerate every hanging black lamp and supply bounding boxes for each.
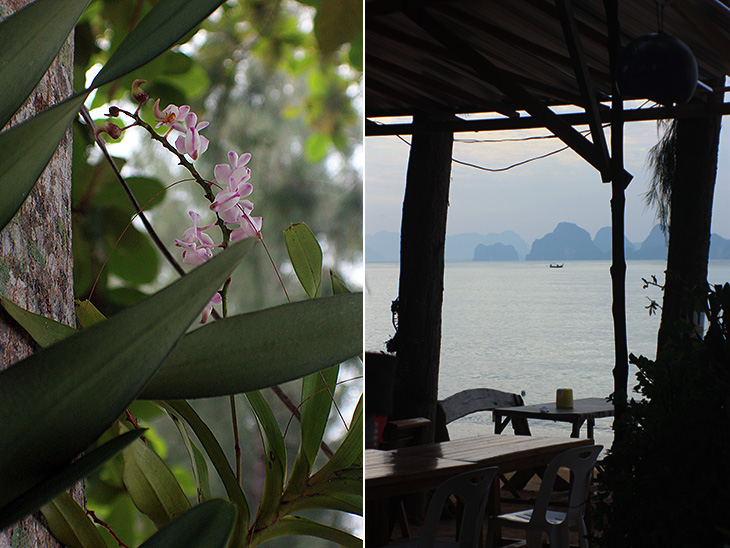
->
[616,32,697,106]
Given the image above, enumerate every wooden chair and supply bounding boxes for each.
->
[437,388,531,496]
[379,417,432,540]
[380,417,432,450]
[438,388,530,437]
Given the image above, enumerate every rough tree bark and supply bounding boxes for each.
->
[0,0,78,545]
[657,80,723,353]
[389,113,454,442]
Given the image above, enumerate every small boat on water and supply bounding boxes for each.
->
[549,263,564,268]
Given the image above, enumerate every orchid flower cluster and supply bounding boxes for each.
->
[96,80,263,323]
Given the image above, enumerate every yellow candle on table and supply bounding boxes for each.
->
[556,388,574,409]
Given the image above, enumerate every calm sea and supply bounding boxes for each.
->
[365,260,730,448]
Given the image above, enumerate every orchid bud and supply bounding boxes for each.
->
[131,79,149,106]
[107,106,121,117]
[94,121,123,140]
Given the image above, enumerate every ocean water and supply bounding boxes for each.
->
[365,260,730,449]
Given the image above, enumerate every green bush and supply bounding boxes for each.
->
[595,283,730,548]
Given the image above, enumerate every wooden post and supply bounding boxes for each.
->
[657,78,723,352]
[0,1,77,544]
[390,113,453,441]
[604,0,631,433]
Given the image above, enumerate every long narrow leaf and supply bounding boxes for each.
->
[140,293,363,399]
[0,295,75,346]
[309,396,363,485]
[1,293,363,402]
[250,515,362,548]
[137,499,236,548]
[41,492,107,548]
[91,0,226,90]
[246,391,286,528]
[119,423,191,528]
[159,400,249,544]
[0,0,90,128]
[0,241,251,509]
[284,365,339,500]
[0,429,144,530]
[0,93,86,231]
[164,408,211,503]
[284,223,322,298]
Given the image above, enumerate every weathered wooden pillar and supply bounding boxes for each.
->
[657,78,723,352]
[0,1,77,544]
[604,0,631,434]
[390,114,453,441]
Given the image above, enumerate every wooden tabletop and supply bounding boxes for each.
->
[492,397,614,420]
[365,434,591,500]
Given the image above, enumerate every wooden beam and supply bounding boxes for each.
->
[365,101,730,135]
[556,0,611,181]
[404,6,623,180]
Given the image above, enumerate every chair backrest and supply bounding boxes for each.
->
[379,417,431,450]
[439,388,524,424]
[418,466,500,548]
[437,388,530,440]
[530,445,603,528]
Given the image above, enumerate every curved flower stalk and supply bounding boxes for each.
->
[98,81,265,322]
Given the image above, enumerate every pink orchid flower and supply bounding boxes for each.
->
[153,99,191,135]
[175,112,210,160]
[174,211,216,265]
[200,292,223,324]
[230,214,262,242]
[210,152,253,212]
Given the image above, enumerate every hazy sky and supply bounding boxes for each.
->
[365,110,730,245]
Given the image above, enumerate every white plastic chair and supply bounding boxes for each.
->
[486,445,602,548]
[385,466,500,548]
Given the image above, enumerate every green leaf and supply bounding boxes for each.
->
[137,499,236,548]
[310,396,363,485]
[41,492,107,548]
[0,295,76,346]
[283,466,362,515]
[0,429,145,530]
[250,515,362,548]
[118,422,191,528]
[0,93,87,232]
[330,269,352,295]
[139,293,362,399]
[163,407,211,503]
[246,391,286,527]
[0,240,251,510]
[0,0,91,128]
[90,0,226,90]
[74,299,107,329]
[284,365,340,500]
[159,400,249,544]
[314,0,363,56]
[0,293,363,402]
[284,223,322,299]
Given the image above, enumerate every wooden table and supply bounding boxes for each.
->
[493,397,614,439]
[365,434,591,545]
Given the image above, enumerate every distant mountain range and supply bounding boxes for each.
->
[365,223,730,262]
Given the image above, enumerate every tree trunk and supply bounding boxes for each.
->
[0,0,77,543]
[657,81,723,352]
[389,114,453,442]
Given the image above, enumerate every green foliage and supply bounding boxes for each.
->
[41,492,107,548]
[284,222,323,299]
[0,0,362,546]
[595,283,730,547]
